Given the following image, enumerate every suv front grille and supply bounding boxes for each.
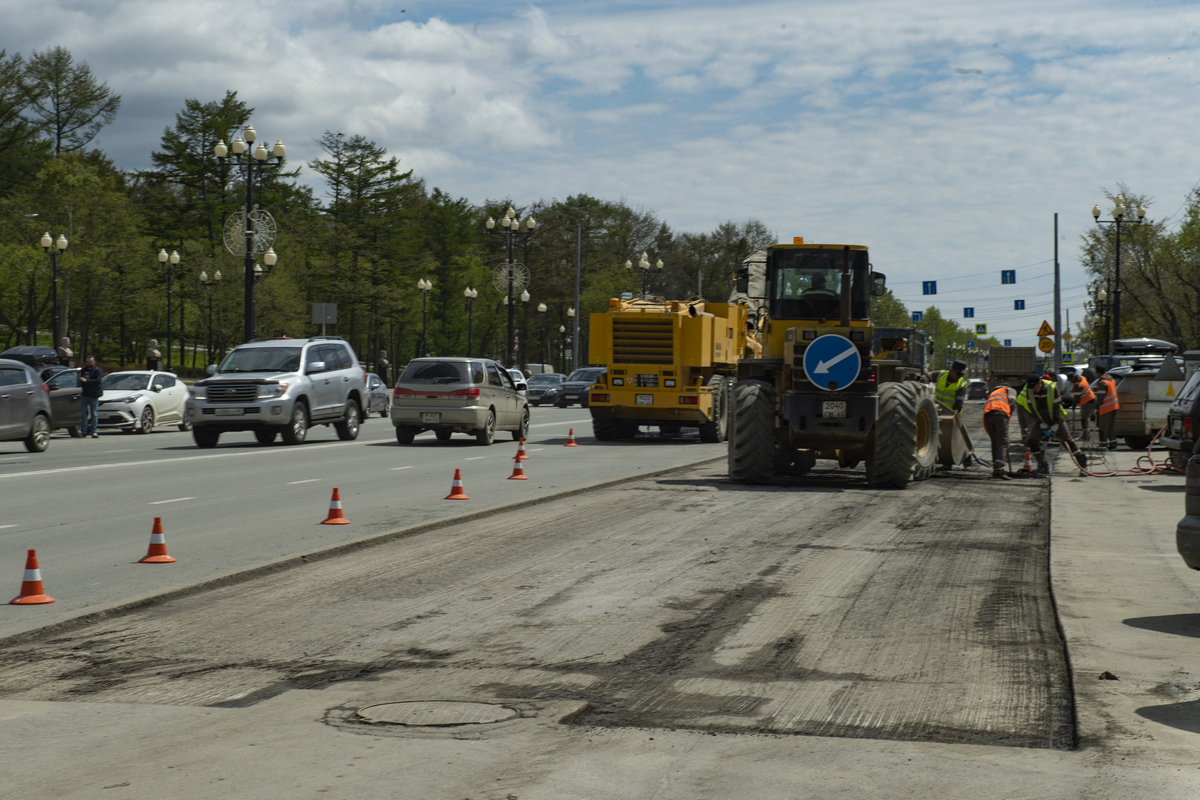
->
[205,384,261,403]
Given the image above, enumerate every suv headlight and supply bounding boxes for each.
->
[188,385,206,399]
[257,383,288,399]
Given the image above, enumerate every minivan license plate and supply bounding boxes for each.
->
[822,401,847,418]
[421,412,440,423]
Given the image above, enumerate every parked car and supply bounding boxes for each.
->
[1161,367,1200,461]
[391,357,530,445]
[187,336,366,448]
[365,372,390,417]
[39,366,81,436]
[98,371,190,434]
[544,366,607,408]
[526,373,565,406]
[0,358,52,452]
[506,368,529,401]
[0,345,61,367]
[966,379,988,400]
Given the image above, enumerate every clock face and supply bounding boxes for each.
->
[493,262,530,294]
[223,207,277,257]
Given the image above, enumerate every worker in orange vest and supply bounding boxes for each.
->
[1069,373,1097,438]
[1095,370,1120,449]
[983,381,1015,479]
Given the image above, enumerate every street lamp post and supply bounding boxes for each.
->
[1092,194,1144,342]
[1096,288,1110,355]
[485,206,537,367]
[463,287,478,356]
[559,324,567,368]
[214,125,285,342]
[200,269,222,363]
[625,251,664,298]
[417,278,432,357]
[566,307,575,370]
[158,249,181,372]
[40,232,67,347]
[537,302,548,364]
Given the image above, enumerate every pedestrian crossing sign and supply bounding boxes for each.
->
[1037,320,1055,337]
[1062,353,1073,365]
[975,323,987,335]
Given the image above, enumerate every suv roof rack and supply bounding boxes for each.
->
[308,335,346,341]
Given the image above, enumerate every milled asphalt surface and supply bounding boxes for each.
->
[2,425,1200,797]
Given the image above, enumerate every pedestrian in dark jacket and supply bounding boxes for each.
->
[79,355,103,438]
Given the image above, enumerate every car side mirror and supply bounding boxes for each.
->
[152,385,163,392]
[735,266,749,294]
[516,381,528,391]
[870,271,887,296]
[206,364,218,375]
[47,382,59,391]
[306,361,327,374]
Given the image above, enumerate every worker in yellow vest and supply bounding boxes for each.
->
[983,382,1015,479]
[1016,377,1087,476]
[1069,373,1096,438]
[933,359,969,413]
[1094,371,1120,449]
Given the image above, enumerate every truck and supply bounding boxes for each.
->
[586,296,758,441]
[987,346,1037,389]
[726,240,942,488]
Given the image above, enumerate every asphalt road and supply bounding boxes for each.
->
[0,406,725,640]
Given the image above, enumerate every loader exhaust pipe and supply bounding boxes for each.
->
[840,246,852,327]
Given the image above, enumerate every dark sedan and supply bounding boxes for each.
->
[544,367,607,408]
[526,372,565,406]
[39,366,82,436]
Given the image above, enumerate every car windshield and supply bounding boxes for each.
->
[219,347,303,373]
[102,374,151,391]
[566,368,605,382]
[1178,370,1200,405]
[400,360,480,384]
[527,374,560,385]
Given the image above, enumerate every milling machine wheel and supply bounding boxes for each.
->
[866,381,940,488]
[728,379,775,484]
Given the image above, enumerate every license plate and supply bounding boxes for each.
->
[636,394,653,405]
[566,394,579,400]
[822,401,847,419]
[421,412,440,424]
[214,408,243,416]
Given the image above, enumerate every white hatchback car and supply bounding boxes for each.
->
[98,371,190,434]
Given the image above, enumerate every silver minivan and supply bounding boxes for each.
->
[0,358,52,452]
[391,358,530,445]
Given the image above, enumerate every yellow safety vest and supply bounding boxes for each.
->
[1016,380,1066,424]
[935,371,967,409]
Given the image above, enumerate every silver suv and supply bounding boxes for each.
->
[186,336,367,448]
[392,357,530,445]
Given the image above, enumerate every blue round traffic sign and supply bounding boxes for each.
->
[803,334,861,392]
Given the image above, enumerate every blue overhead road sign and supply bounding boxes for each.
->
[803,334,862,392]
[912,311,923,322]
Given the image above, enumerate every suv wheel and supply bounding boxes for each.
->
[193,427,220,448]
[24,414,50,453]
[178,418,193,432]
[512,407,530,442]
[255,429,278,444]
[475,409,496,446]
[335,400,361,441]
[137,407,154,434]
[281,402,309,445]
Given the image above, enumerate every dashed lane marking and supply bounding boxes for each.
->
[288,479,320,485]
[149,497,196,505]
[391,466,414,471]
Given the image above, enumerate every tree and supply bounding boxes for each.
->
[21,46,121,156]
[0,50,50,189]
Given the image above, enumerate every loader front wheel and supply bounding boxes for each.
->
[867,381,939,488]
[729,379,775,484]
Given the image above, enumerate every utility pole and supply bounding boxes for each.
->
[1053,213,1061,372]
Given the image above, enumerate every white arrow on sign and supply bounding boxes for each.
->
[816,346,857,374]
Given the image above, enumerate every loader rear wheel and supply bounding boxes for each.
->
[592,415,618,441]
[699,375,731,443]
[729,379,775,484]
[867,382,940,488]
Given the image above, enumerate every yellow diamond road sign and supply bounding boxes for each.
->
[1063,332,1072,341]
[1037,320,1055,337]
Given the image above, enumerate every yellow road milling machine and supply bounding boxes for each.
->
[587,296,758,441]
[727,240,940,487]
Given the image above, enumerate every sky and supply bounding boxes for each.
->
[6,0,1200,351]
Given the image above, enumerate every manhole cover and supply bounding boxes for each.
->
[356,701,519,727]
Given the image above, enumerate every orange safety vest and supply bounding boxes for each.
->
[983,386,1012,418]
[1074,376,1095,405]
[1098,377,1119,415]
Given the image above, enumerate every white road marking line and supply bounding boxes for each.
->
[105,449,131,454]
[391,466,414,471]
[465,456,486,460]
[0,436,397,480]
[149,497,195,505]
[288,479,320,485]
[528,448,544,452]
[530,419,589,429]
[0,525,16,530]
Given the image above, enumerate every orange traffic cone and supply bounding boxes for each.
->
[565,428,578,447]
[516,438,530,461]
[1022,451,1034,473]
[321,488,351,524]
[445,469,469,500]
[138,517,176,564]
[10,549,54,605]
[509,452,529,480]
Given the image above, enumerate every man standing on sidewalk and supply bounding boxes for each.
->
[78,355,103,438]
[1095,370,1120,450]
[983,381,1015,480]
[1016,376,1088,476]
